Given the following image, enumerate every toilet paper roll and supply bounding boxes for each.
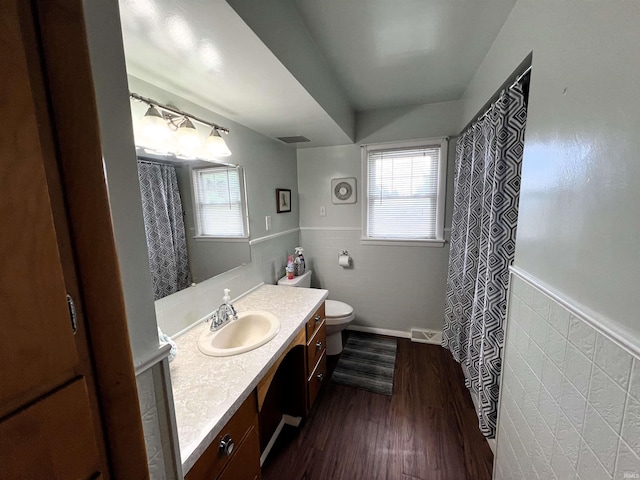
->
[338,254,350,267]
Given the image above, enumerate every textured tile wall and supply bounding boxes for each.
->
[495,274,640,480]
[137,367,167,480]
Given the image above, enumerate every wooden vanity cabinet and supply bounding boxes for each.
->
[186,392,261,480]
[306,303,327,412]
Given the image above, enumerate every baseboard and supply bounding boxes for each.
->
[347,325,410,338]
[487,438,496,454]
[346,325,445,344]
[259,414,302,466]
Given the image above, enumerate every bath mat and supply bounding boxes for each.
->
[331,332,397,395]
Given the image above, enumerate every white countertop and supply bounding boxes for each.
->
[169,284,328,473]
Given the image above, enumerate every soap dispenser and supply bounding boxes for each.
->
[222,288,231,304]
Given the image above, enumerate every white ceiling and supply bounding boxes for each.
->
[118,0,352,148]
[294,0,517,111]
[118,0,516,147]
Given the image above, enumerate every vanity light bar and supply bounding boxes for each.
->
[129,92,230,134]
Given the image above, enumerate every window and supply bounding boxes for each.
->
[362,138,447,245]
[192,165,248,238]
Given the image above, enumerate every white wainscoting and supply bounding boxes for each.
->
[494,269,640,480]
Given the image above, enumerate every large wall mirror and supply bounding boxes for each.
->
[137,152,251,300]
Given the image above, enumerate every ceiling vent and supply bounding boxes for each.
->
[277,135,310,144]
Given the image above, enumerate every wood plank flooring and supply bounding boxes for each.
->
[262,335,494,480]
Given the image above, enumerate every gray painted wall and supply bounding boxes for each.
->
[174,164,251,283]
[461,0,640,348]
[356,100,462,144]
[83,1,159,362]
[297,133,456,333]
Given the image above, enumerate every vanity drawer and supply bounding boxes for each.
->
[305,302,325,340]
[186,392,258,480]
[307,352,327,410]
[306,321,326,374]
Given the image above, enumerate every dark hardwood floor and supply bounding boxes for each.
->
[262,334,494,480]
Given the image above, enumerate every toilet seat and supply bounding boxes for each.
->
[325,300,354,326]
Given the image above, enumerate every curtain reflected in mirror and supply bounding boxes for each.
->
[137,160,192,300]
[137,157,251,300]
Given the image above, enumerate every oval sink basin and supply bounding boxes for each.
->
[197,311,280,357]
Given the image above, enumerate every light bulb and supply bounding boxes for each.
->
[175,118,202,157]
[205,129,232,157]
[139,105,173,152]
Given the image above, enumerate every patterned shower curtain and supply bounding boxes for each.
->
[442,80,528,438]
[137,160,191,300]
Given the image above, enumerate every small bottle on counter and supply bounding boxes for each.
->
[286,264,295,279]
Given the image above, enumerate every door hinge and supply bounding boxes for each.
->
[66,294,78,335]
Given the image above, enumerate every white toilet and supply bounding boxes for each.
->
[277,270,354,355]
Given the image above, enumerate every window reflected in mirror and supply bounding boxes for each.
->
[137,157,251,300]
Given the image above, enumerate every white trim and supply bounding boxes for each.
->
[487,438,496,454]
[193,236,249,243]
[361,137,449,243]
[135,343,172,376]
[510,265,640,358]
[259,415,302,466]
[299,227,362,231]
[347,325,411,339]
[190,164,250,238]
[282,414,302,427]
[249,227,299,245]
[360,238,445,247]
[361,137,449,150]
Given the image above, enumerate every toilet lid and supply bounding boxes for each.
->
[325,300,353,318]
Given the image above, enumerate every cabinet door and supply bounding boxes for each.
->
[0,0,109,477]
[307,353,327,410]
[0,379,101,478]
[306,321,327,374]
[0,0,79,411]
[218,427,261,480]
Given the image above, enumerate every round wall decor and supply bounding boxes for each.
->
[331,177,357,204]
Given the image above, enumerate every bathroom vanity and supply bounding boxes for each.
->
[170,284,328,478]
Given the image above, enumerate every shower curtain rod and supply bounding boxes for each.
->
[460,63,532,135]
[510,65,532,90]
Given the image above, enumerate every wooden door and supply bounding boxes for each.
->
[0,0,148,477]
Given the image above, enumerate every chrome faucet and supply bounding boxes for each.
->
[207,289,238,332]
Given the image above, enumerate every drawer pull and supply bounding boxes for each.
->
[219,434,234,456]
[316,341,323,350]
[314,315,321,324]
[317,373,324,382]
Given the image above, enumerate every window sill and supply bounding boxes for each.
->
[360,238,446,248]
[193,236,249,243]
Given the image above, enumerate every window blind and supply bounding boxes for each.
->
[192,166,246,237]
[367,145,441,239]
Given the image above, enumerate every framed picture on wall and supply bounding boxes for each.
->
[276,188,291,213]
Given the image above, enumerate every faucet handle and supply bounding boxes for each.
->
[207,310,220,326]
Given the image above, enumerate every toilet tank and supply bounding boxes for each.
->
[277,270,312,288]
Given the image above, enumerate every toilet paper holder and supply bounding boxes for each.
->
[338,250,351,267]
